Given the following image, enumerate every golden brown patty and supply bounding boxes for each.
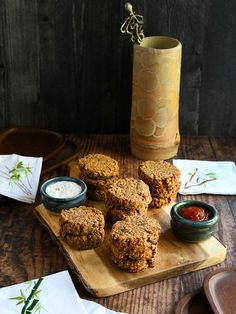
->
[109,215,161,272]
[106,206,147,223]
[138,160,180,186]
[150,194,178,208]
[81,176,119,190]
[86,188,107,201]
[105,177,152,212]
[60,206,105,250]
[77,153,119,179]
[60,231,104,250]
[138,160,180,208]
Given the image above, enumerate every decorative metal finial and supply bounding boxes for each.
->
[120,2,145,45]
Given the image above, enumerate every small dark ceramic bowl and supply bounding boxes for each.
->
[40,176,87,214]
[170,200,219,242]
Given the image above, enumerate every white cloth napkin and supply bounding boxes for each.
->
[0,271,125,314]
[0,154,42,203]
[173,159,236,195]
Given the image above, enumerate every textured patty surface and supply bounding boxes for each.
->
[109,215,161,272]
[106,206,147,223]
[106,177,152,211]
[138,160,180,184]
[138,160,180,208]
[77,153,119,179]
[60,206,105,250]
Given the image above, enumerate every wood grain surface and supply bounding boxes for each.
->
[0,135,235,314]
[0,1,236,136]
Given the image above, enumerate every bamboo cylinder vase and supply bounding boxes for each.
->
[130,36,182,160]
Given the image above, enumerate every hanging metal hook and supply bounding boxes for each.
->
[120,2,145,45]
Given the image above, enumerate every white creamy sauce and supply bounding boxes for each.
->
[46,181,82,198]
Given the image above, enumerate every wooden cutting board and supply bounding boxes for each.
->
[34,197,226,297]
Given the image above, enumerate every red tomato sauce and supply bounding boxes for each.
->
[178,206,210,221]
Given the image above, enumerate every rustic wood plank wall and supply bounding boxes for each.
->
[0,0,236,136]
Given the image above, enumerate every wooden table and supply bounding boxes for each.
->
[0,135,235,314]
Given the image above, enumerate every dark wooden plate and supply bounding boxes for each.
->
[0,127,80,174]
[175,288,213,314]
[203,267,236,314]
[42,140,79,174]
[0,127,65,161]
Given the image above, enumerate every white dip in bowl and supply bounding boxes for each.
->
[46,181,82,199]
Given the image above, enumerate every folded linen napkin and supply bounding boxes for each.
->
[0,154,43,203]
[173,159,236,195]
[0,271,125,314]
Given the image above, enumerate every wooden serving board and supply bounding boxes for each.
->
[34,199,226,297]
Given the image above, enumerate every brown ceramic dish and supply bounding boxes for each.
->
[203,267,236,314]
[175,288,213,314]
[0,127,65,161]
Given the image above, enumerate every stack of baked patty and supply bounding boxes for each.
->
[105,177,152,222]
[138,160,180,208]
[110,215,161,272]
[77,153,119,201]
[59,206,105,250]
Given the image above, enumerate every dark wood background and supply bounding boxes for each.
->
[0,0,236,136]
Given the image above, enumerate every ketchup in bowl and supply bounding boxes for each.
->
[170,200,218,242]
[178,206,210,221]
